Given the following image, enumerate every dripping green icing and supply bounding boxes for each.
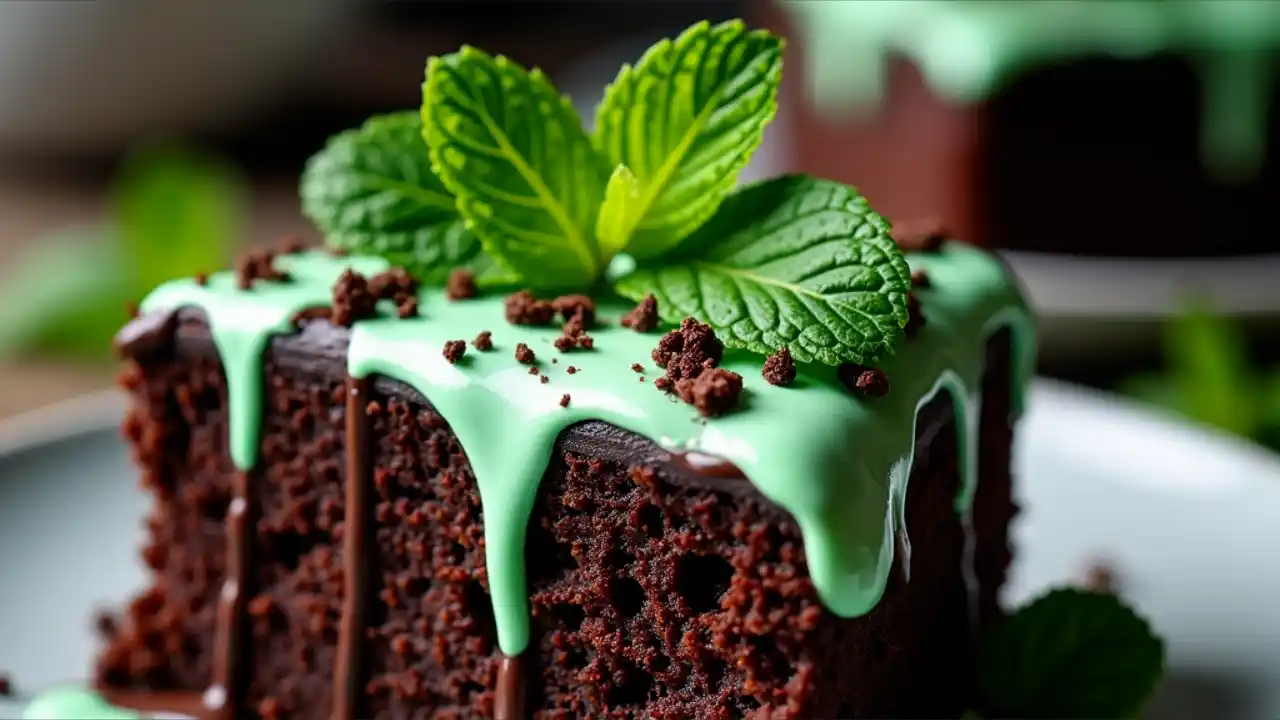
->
[782,0,1280,180]
[137,245,1033,656]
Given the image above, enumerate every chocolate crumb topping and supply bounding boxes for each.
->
[551,294,596,326]
[906,292,926,336]
[327,245,349,258]
[331,269,378,327]
[446,268,478,300]
[472,330,493,351]
[762,346,796,386]
[369,267,418,302]
[652,317,723,390]
[505,290,555,325]
[235,248,290,290]
[551,358,558,364]
[566,366,577,375]
[125,301,139,319]
[839,364,890,398]
[395,296,419,319]
[194,272,209,287]
[620,293,659,332]
[279,235,306,254]
[539,375,549,384]
[0,673,11,697]
[442,340,466,364]
[893,219,947,253]
[631,363,644,373]
[1084,562,1119,593]
[559,393,571,408]
[910,269,931,288]
[290,306,334,329]
[528,366,540,375]
[514,343,536,364]
[553,313,595,352]
[676,367,743,417]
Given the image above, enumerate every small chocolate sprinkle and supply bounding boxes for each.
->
[331,269,378,327]
[559,393,571,408]
[540,375,549,384]
[620,293,659,332]
[1084,561,1119,593]
[566,366,577,375]
[551,358,558,364]
[893,218,947,253]
[194,272,209,287]
[396,296,419,319]
[652,317,723,390]
[327,246,349,257]
[125,301,139,319]
[442,340,466,364]
[472,330,493,351]
[514,343,536,364]
[235,247,290,289]
[675,367,743,417]
[505,290,555,325]
[762,346,796,386]
[631,363,644,373]
[551,294,596,326]
[528,366,540,376]
[446,268,478,300]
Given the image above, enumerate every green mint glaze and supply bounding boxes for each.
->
[136,245,1032,657]
[782,0,1280,180]
[23,687,142,719]
[139,253,389,469]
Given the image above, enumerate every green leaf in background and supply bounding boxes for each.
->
[593,20,783,260]
[299,111,503,285]
[1162,302,1256,437]
[422,48,609,289]
[115,143,243,291]
[595,164,642,259]
[614,175,910,366]
[0,146,244,361]
[980,589,1164,719]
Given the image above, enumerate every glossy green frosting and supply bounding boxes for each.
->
[23,687,142,719]
[782,0,1280,180]
[133,246,1034,656]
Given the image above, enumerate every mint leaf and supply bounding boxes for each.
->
[115,144,242,290]
[1164,303,1256,437]
[614,175,910,366]
[593,20,783,260]
[981,588,1164,718]
[596,164,642,258]
[422,48,609,289]
[300,111,502,284]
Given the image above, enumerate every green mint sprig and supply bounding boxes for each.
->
[301,19,914,366]
[979,588,1165,718]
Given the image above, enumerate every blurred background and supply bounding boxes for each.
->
[0,0,1279,453]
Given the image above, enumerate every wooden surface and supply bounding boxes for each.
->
[0,176,310,421]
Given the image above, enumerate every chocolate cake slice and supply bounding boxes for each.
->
[87,242,1032,720]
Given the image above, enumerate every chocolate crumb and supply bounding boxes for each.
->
[446,268,478,300]
[505,290,555,325]
[331,269,378,327]
[906,292,926,336]
[559,393,571,408]
[540,375,549,384]
[528,366,540,376]
[235,248,290,290]
[839,364,890,398]
[552,294,596,326]
[194,272,209,287]
[327,245,349,257]
[514,343,536,364]
[675,367,743,417]
[125,301,139,319]
[1084,562,1119,593]
[553,335,576,352]
[566,366,577,375]
[290,306,334,329]
[910,269,931,288]
[551,358,558,364]
[0,673,11,697]
[369,267,418,303]
[631,363,644,373]
[472,330,493,351]
[655,376,673,391]
[652,317,723,390]
[762,346,796,386]
[620,293,659,332]
[94,609,119,639]
[442,340,466,364]
[554,313,595,352]
[893,218,947,253]
[638,375,645,382]
[396,296,419,319]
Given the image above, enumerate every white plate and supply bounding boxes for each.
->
[1,381,1278,718]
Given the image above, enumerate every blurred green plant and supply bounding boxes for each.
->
[1119,301,1280,452]
[0,145,245,361]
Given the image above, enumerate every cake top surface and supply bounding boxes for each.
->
[783,0,1280,179]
